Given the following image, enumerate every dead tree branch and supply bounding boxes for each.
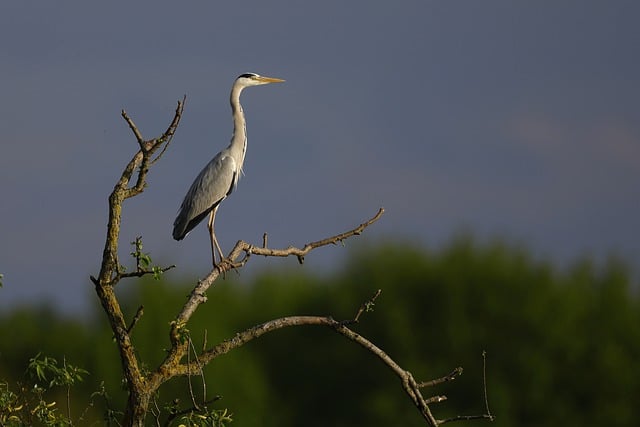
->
[419,367,464,388]
[92,97,492,426]
[169,292,493,426]
[171,208,384,334]
[143,209,385,417]
[224,207,385,268]
[91,98,185,427]
[192,314,439,424]
[92,97,388,425]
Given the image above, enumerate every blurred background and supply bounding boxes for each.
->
[2,241,639,425]
[1,1,639,425]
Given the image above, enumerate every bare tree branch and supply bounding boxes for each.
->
[419,367,464,388]
[173,314,443,424]
[439,414,496,424]
[122,99,185,199]
[92,98,186,427]
[97,110,385,424]
[151,95,185,165]
[223,207,386,268]
[116,265,176,282]
[168,291,494,426]
[174,208,384,332]
[482,350,493,420]
[121,109,145,146]
[351,288,382,323]
[93,97,493,426]
[143,208,385,414]
[126,306,145,335]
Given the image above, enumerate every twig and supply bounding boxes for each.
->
[126,306,144,334]
[186,338,199,411]
[352,289,382,323]
[436,352,495,425]
[425,395,447,404]
[63,356,72,425]
[117,265,176,281]
[482,350,493,420]
[151,396,161,427]
[121,109,144,145]
[202,329,208,353]
[121,97,186,198]
[151,96,186,165]
[163,396,223,426]
[439,414,496,424]
[419,367,463,388]
[186,336,207,410]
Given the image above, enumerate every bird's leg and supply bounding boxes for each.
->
[207,207,225,267]
[213,235,225,266]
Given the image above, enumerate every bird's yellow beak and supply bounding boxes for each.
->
[257,76,285,83]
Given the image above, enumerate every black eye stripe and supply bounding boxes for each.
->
[238,73,258,79]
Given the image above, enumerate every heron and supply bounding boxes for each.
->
[172,73,285,266]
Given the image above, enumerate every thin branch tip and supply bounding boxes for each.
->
[482,350,493,419]
[425,395,447,404]
[353,288,383,322]
[419,367,464,388]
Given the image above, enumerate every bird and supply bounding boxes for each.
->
[172,73,285,266]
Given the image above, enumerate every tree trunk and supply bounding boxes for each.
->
[123,390,150,427]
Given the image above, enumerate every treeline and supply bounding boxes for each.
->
[1,237,639,426]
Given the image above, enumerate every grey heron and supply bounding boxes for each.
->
[172,73,285,266]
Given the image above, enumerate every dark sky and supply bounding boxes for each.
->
[1,2,639,314]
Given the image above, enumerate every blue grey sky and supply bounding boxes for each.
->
[1,2,639,314]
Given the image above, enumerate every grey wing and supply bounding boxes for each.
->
[172,153,238,240]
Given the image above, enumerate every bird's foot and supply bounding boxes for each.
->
[214,257,241,278]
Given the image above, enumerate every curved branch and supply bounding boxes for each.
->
[168,286,493,426]
[175,315,440,424]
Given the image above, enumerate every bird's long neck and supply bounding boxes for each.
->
[229,85,248,171]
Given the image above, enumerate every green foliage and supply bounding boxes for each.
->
[169,406,233,427]
[0,381,22,425]
[1,239,639,426]
[0,354,89,426]
[28,353,88,389]
[130,236,165,280]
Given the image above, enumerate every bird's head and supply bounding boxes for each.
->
[236,73,285,87]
